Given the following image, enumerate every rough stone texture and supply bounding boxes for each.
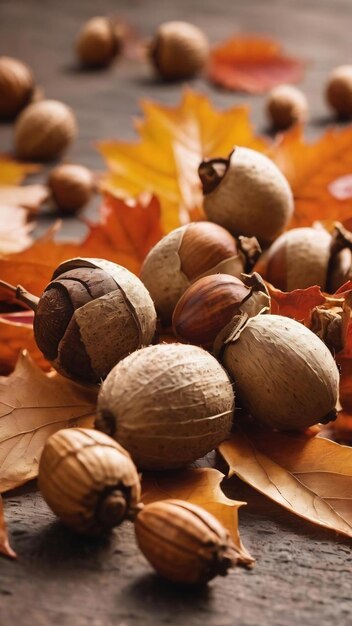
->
[1,0,352,624]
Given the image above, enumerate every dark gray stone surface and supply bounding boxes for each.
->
[0,1,351,624]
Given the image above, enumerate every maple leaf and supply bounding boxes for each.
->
[0,184,48,212]
[270,125,352,228]
[208,36,304,94]
[100,89,267,232]
[0,350,97,493]
[0,205,33,254]
[0,496,16,559]
[219,421,352,537]
[0,193,163,298]
[142,467,254,566]
[0,155,39,186]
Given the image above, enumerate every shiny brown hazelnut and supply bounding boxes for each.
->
[49,164,94,213]
[76,16,122,68]
[266,84,308,130]
[0,56,34,119]
[150,21,209,80]
[14,99,77,161]
[326,65,352,117]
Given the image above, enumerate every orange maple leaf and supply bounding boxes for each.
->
[0,154,39,186]
[100,89,267,232]
[208,36,305,94]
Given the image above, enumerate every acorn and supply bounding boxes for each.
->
[140,221,261,324]
[48,164,95,213]
[326,65,352,117]
[150,21,209,80]
[9,257,156,384]
[266,84,308,130]
[96,343,234,470]
[76,17,122,68]
[215,313,339,430]
[0,56,34,119]
[39,428,141,535]
[14,99,77,161]
[199,147,294,246]
[172,273,270,349]
[265,224,352,293]
[135,500,249,584]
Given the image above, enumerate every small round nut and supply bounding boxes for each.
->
[135,500,241,584]
[326,65,352,117]
[266,85,308,130]
[39,427,141,535]
[0,56,34,119]
[14,99,77,161]
[76,16,121,68]
[150,21,209,80]
[49,164,94,213]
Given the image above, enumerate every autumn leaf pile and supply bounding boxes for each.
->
[1,79,352,560]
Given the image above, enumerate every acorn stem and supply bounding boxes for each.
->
[0,280,39,311]
[198,156,231,195]
[97,489,128,528]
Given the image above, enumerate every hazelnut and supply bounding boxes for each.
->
[14,99,77,161]
[96,343,234,470]
[33,257,156,383]
[135,500,244,584]
[140,221,261,324]
[150,21,209,80]
[199,147,294,247]
[49,164,94,213]
[39,428,141,535]
[76,16,121,68]
[172,273,270,349]
[326,65,352,117]
[0,56,34,119]
[266,84,308,130]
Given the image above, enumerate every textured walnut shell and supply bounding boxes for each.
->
[34,257,157,383]
[266,85,308,130]
[172,273,270,349]
[49,164,94,213]
[15,99,77,161]
[0,56,34,119]
[200,147,294,246]
[96,343,234,469]
[135,500,241,584]
[39,428,141,535]
[216,314,339,429]
[76,17,121,68]
[140,221,254,324]
[150,21,209,80]
[326,65,352,117]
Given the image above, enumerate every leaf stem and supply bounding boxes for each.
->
[0,280,39,312]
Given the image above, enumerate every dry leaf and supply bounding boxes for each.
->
[271,125,352,228]
[0,205,33,254]
[268,283,327,324]
[0,193,163,298]
[0,496,16,559]
[142,467,254,565]
[0,155,39,186]
[219,422,352,537]
[100,89,267,232]
[0,184,49,212]
[0,311,49,375]
[0,350,97,493]
[208,36,304,93]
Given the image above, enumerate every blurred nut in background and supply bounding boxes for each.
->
[49,164,94,213]
[14,99,77,161]
[0,56,34,119]
[326,65,352,117]
[150,21,209,80]
[266,84,308,130]
[76,16,122,68]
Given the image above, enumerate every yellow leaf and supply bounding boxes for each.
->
[219,422,352,538]
[0,155,39,186]
[100,89,267,232]
[142,467,254,566]
[0,350,97,493]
